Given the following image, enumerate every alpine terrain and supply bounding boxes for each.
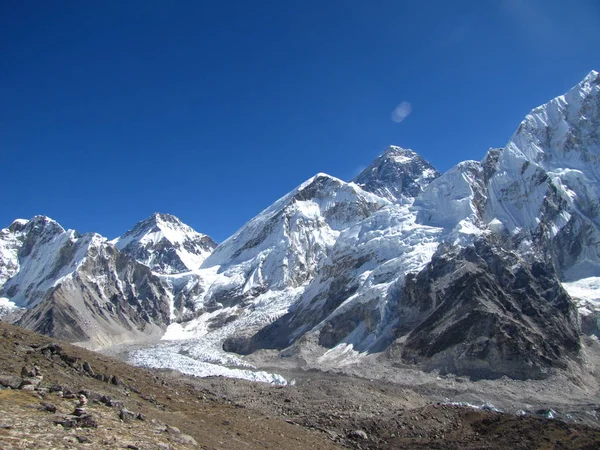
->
[1,70,600,390]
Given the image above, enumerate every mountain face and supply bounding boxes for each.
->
[113,213,216,274]
[352,146,440,202]
[0,216,172,349]
[157,173,391,335]
[2,71,599,382]
[392,240,581,380]
[221,71,600,380]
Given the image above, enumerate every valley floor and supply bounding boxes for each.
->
[2,321,600,449]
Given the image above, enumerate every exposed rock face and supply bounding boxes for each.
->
[0,216,171,349]
[353,146,440,202]
[390,240,581,380]
[113,213,216,274]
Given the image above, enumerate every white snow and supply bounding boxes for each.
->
[0,225,23,287]
[563,277,600,317]
[0,296,19,317]
[391,154,414,164]
[563,277,600,304]
[113,213,214,273]
[129,343,288,385]
[443,401,502,413]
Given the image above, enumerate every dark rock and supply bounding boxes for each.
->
[60,354,78,365]
[353,146,440,201]
[73,407,88,417]
[19,376,42,388]
[99,394,125,407]
[393,240,581,380]
[54,418,77,428]
[76,414,98,428]
[38,343,63,358]
[0,373,23,389]
[78,390,101,402]
[41,402,57,413]
[119,408,136,422]
[82,361,94,376]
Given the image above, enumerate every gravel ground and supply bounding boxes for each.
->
[3,321,600,449]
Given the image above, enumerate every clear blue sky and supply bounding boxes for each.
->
[1,1,599,242]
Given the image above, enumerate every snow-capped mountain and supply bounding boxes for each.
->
[1,71,599,383]
[113,213,216,274]
[0,216,172,349]
[159,173,390,332]
[222,71,600,379]
[352,146,439,202]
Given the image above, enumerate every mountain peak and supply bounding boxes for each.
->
[581,69,599,85]
[352,146,439,202]
[7,219,29,233]
[22,216,66,238]
[114,213,216,274]
[506,69,600,175]
[151,212,182,225]
[383,145,418,157]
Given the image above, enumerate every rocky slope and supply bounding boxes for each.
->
[2,322,600,450]
[392,240,581,380]
[0,322,338,450]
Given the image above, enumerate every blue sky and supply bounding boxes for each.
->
[1,1,599,242]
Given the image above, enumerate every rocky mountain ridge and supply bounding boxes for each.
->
[1,71,600,382]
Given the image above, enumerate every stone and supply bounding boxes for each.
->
[82,361,94,376]
[119,408,136,422]
[171,433,198,446]
[348,429,368,440]
[76,415,98,428]
[0,373,23,389]
[20,376,42,388]
[41,402,57,413]
[73,407,88,417]
[100,395,124,408]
